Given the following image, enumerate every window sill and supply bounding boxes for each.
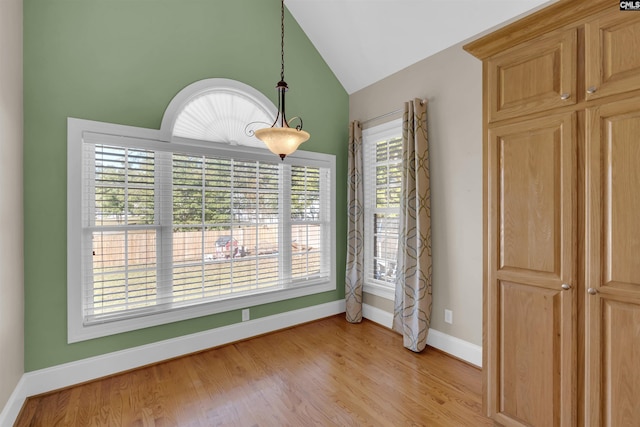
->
[363,282,395,301]
[68,279,335,343]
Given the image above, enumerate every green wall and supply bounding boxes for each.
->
[23,0,348,372]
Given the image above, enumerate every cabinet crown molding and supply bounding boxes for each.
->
[463,0,610,60]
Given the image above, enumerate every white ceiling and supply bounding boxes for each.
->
[286,0,555,94]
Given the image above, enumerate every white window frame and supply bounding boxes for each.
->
[362,118,402,300]
[67,81,336,343]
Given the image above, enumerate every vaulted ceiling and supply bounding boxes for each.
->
[287,0,556,94]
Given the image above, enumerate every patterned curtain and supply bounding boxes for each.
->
[393,99,432,352]
[345,121,364,323]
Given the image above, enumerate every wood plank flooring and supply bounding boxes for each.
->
[15,316,493,426]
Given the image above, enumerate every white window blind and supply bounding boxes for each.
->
[85,144,163,322]
[363,119,402,298]
[74,129,333,337]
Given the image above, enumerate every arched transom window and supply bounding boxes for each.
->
[161,78,275,148]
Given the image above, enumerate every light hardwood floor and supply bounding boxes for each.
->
[16,316,493,426]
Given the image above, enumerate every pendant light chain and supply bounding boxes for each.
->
[280,0,285,82]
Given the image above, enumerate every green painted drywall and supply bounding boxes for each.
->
[23,0,348,372]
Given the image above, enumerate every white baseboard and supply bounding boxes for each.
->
[0,300,346,427]
[362,302,394,328]
[362,303,482,367]
[0,375,26,427]
[427,329,482,367]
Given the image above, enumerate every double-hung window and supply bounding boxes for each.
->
[67,79,335,342]
[362,119,402,299]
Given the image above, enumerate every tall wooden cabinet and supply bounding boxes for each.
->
[465,2,640,426]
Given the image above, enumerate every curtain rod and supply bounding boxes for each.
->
[360,99,427,126]
[360,108,403,126]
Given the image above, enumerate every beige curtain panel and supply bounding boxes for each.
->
[345,120,364,323]
[393,99,432,352]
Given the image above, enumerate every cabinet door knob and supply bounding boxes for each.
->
[561,283,571,290]
[587,288,598,295]
[560,93,571,100]
[587,86,597,94]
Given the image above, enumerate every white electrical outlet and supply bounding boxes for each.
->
[444,309,453,324]
[242,308,250,322]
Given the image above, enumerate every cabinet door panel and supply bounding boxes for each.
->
[498,281,566,427]
[487,29,576,122]
[585,13,640,100]
[499,125,561,276]
[487,113,575,427]
[586,98,640,426]
[490,114,574,281]
[601,299,640,426]
[604,111,640,287]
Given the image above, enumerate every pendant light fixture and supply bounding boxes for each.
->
[253,0,310,160]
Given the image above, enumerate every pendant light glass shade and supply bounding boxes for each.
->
[255,126,310,159]
[252,0,309,160]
